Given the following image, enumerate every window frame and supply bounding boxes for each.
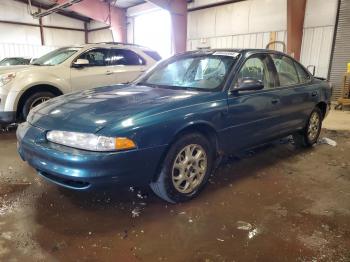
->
[71,47,111,67]
[293,60,312,84]
[269,53,313,88]
[108,48,146,66]
[229,52,278,93]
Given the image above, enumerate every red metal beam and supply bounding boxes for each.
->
[147,0,187,54]
[287,0,307,61]
[56,0,127,42]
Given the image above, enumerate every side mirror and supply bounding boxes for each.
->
[72,58,89,68]
[231,77,264,94]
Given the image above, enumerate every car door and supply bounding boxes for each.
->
[107,48,148,84]
[269,54,314,134]
[70,48,115,91]
[222,53,282,152]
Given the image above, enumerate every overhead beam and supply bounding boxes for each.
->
[287,0,307,60]
[57,0,127,42]
[146,0,187,54]
[13,0,90,22]
[32,0,83,18]
[188,0,245,12]
[0,19,85,31]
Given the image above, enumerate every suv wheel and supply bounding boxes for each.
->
[293,107,322,148]
[22,92,55,120]
[150,133,214,203]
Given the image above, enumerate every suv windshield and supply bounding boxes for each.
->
[139,53,238,91]
[32,47,80,66]
[0,58,31,66]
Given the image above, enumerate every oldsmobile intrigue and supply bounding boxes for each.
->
[16,49,332,203]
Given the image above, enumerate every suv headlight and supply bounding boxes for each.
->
[46,130,136,152]
[0,72,16,87]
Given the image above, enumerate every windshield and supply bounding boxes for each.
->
[0,58,30,66]
[139,53,238,91]
[32,47,80,66]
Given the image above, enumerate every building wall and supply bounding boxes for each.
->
[187,0,338,78]
[187,0,287,51]
[0,0,86,59]
[88,21,114,43]
[300,0,338,78]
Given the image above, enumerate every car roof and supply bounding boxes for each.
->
[70,42,155,51]
[182,48,287,56]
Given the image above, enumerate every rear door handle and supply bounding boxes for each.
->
[311,91,318,97]
[106,71,114,75]
[271,99,279,104]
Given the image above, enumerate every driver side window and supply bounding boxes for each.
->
[236,55,273,89]
[77,48,109,67]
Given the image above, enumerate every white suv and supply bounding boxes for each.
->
[0,43,161,125]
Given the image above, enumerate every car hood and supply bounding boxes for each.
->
[0,65,58,74]
[0,65,31,73]
[28,84,211,133]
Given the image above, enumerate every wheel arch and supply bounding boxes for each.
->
[315,101,327,119]
[151,121,220,182]
[16,84,63,119]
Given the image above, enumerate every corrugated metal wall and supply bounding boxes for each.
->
[300,27,335,79]
[186,0,338,81]
[300,0,338,79]
[329,0,350,99]
[187,31,286,51]
[187,0,287,52]
[0,43,56,60]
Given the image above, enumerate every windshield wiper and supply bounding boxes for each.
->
[136,82,158,87]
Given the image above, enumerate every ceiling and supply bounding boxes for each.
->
[27,0,146,9]
[15,0,148,22]
[109,0,146,9]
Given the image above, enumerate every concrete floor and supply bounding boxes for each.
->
[0,110,350,261]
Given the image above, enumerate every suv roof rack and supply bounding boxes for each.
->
[96,42,149,49]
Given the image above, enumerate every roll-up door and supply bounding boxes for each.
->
[329,0,350,99]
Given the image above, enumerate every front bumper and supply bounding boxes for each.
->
[17,122,167,190]
[0,111,16,125]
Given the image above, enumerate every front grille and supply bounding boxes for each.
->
[38,171,90,189]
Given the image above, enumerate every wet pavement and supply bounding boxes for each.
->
[0,126,350,261]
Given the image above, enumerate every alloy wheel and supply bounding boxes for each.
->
[307,111,320,141]
[29,96,51,110]
[172,144,207,194]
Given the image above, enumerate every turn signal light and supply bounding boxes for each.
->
[115,137,136,150]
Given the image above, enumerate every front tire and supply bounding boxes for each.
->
[22,92,55,120]
[150,133,214,203]
[293,107,322,148]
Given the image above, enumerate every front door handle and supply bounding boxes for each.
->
[271,99,279,104]
[106,71,114,75]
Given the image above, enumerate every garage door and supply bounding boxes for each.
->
[329,0,350,100]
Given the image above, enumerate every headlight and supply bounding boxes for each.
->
[46,130,136,152]
[0,72,16,87]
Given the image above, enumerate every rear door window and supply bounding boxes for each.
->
[294,62,311,83]
[108,49,145,66]
[271,54,299,86]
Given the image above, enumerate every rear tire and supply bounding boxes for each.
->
[293,107,322,148]
[150,133,214,203]
[22,91,55,121]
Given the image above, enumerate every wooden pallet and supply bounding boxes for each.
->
[335,73,350,110]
